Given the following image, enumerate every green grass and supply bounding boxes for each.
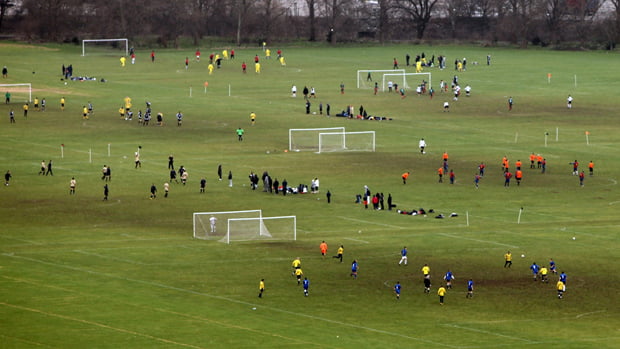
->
[0,42,619,348]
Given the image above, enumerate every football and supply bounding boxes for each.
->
[521,254,525,258]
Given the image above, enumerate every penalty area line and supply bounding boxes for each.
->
[438,233,518,249]
[3,253,456,348]
[344,237,369,244]
[444,324,540,344]
[338,216,407,229]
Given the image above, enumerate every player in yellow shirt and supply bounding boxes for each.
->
[333,245,344,262]
[82,106,89,120]
[119,106,125,119]
[438,286,446,305]
[422,264,431,277]
[556,280,565,299]
[60,97,65,111]
[422,264,431,293]
[255,62,261,74]
[208,63,214,75]
[258,279,265,298]
[23,103,29,117]
[250,112,256,125]
[295,268,303,285]
[540,266,548,283]
[504,251,512,268]
[34,97,39,111]
[291,257,301,275]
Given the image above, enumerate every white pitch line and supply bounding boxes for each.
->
[338,216,407,229]
[73,250,150,265]
[3,253,457,348]
[575,310,606,319]
[344,237,369,244]
[445,324,540,344]
[438,233,519,249]
[0,302,205,349]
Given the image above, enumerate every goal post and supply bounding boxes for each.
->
[289,127,345,152]
[224,216,297,244]
[382,72,431,92]
[0,83,32,103]
[318,131,376,153]
[357,69,405,89]
[82,38,129,56]
[193,209,262,240]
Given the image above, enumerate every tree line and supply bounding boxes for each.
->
[1,0,618,49]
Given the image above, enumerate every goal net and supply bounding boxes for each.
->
[357,69,405,89]
[225,216,297,244]
[318,131,376,153]
[193,209,262,240]
[289,127,345,152]
[382,72,431,92]
[193,210,297,244]
[0,83,32,103]
[82,39,129,56]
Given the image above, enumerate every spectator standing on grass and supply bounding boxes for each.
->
[103,184,109,201]
[228,170,233,187]
[45,160,53,176]
[164,182,169,198]
[2,66,7,78]
[150,183,157,199]
[200,178,206,193]
[69,177,76,194]
[217,164,222,181]
[38,160,46,175]
[5,170,12,186]
[326,190,331,203]
[168,155,174,170]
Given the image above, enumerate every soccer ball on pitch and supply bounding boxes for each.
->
[521,254,525,258]
[572,237,576,240]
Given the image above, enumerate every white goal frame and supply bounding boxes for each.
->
[224,216,297,244]
[382,72,431,92]
[193,209,262,240]
[0,83,32,102]
[82,38,129,56]
[289,127,345,152]
[357,69,405,88]
[318,131,376,153]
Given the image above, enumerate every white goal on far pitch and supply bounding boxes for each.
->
[357,69,405,89]
[82,38,129,56]
[382,72,431,92]
[0,83,32,103]
[318,131,375,153]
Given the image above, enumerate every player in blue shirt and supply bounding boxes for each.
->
[530,262,540,281]
[398,246,408,266]
[466,279,474,298]
[394,281,401,300]
[444,270,455,289]
[303,277,310,296]
[350,260,359,279]
[549,258,557,274]
[559,271,567,284]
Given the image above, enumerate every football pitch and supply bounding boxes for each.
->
[0,42,619,348]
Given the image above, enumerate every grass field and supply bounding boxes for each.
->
[0,42,619,348]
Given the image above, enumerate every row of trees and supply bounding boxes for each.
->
[1,0,619,48]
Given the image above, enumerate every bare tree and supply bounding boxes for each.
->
[395,0,440,39]
[321,0,354,43]
[542,0,568,43]
[262,0,287,43]
[612,0,620,44]
[0,0,15,33]
[306,0,317,41]
[377,0,394,43]
[442,0,468,38]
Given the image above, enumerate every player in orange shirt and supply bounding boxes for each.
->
[502,156,508,172]
[515,160,522,170]
[515,170,523,186]
[320,241,328,258]
[537,154,543,168]
[437,167,444,183]
[530,153,536,169]
[402,172,410,184]
[588,161,594,176]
